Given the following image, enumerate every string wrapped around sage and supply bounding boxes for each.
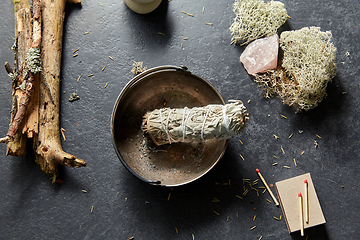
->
[142,100,249,146]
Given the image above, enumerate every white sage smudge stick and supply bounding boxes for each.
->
[142,100,249,146]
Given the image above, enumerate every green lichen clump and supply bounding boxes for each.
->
[253,27,337,111]
[279,27,337,111]
[230,0,288,46]
[69,93,80,102]
[26,47,42,74]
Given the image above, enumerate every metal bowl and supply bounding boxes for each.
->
[111,66,228,187]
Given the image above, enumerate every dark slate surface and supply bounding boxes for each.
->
[0,0,359,239]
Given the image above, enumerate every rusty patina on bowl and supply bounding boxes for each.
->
[111,66,227,187]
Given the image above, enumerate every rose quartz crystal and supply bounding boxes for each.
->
[240,34,279,75]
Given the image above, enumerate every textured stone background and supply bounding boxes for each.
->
[0,0,359,239]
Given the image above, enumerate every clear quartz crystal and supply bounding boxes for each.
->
[240,34,279,75]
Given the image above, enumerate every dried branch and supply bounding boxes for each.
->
[33,0,86,182]
[4,62,14,74]
[1,0,86,182]
[4,6,33,156]
[3,0,41,142]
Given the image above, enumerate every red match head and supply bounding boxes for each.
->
[256,169,260,173]
[298,192,302,197]
[304,179,308,183]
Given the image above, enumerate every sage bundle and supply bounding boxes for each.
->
[142,100,249,146]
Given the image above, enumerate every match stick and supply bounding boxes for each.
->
[298,192,304,236]
[256,169,279,206]
[304,179,309,223]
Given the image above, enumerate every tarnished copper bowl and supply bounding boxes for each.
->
[111,66,228,187]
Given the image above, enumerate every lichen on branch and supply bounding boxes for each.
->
[25,47,42,74]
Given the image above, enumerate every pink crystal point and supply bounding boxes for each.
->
[240,34,279,75]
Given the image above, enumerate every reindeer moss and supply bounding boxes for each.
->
[230,0,288,46]
[279,27,337,110]
[253,27,337,111]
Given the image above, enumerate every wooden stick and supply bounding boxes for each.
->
[2,0,86,181]
[33,0,86,182]
[4,62,14,74]
[4,4,33,156]
[1,0,42,147]
[256,169,279,206]
[0,136,10,144]
[6,71,36,140]
[298,192,304,236]
[304,179,309,223]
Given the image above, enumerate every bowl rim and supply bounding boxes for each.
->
[110,65,228,187]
